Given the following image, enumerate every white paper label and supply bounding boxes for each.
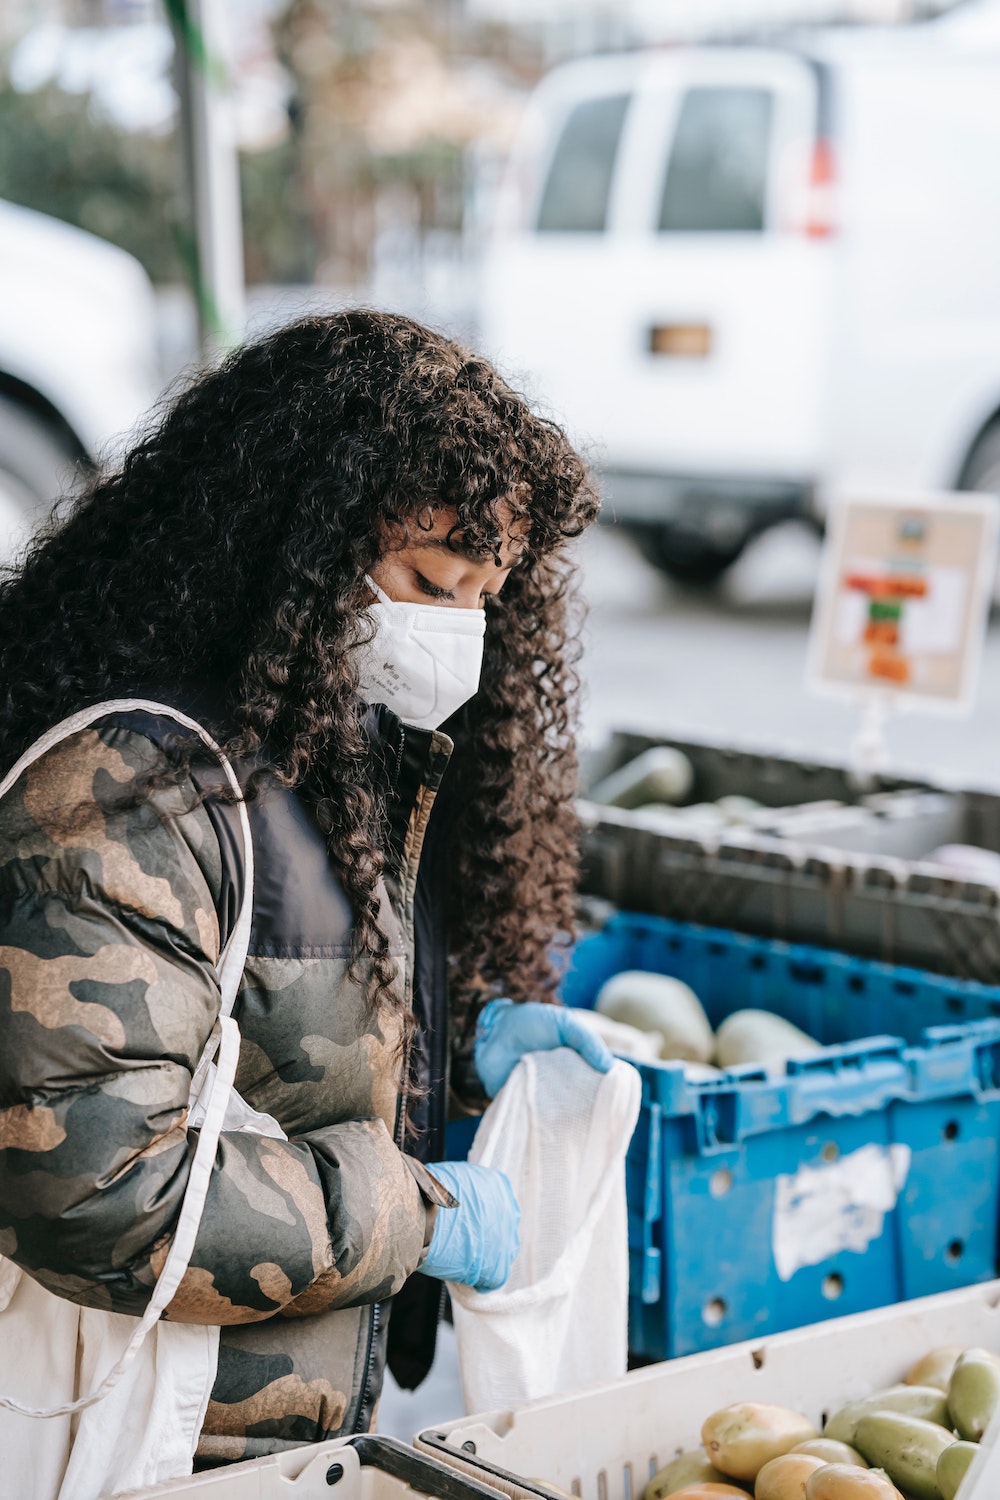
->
[772,1143,911,1282]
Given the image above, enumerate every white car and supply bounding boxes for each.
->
[0,199,160,557]
[477,16,1000,583]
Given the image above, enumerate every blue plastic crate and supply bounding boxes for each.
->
[447,911,1000,1361]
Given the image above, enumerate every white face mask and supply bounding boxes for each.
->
[355,576,486,731]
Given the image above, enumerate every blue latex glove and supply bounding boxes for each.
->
[421,1160,520,1291]
[474,998,614,1100]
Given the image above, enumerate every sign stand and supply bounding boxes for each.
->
[848,691,893,785]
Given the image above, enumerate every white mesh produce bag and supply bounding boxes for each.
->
[449,1050,641,1413]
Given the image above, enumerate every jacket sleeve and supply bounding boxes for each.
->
[0,725,436,1326]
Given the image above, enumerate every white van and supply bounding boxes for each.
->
[0,199,160,558]
[477,17,1000,582]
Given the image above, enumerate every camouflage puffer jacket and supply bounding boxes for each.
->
[0,702,479,1464]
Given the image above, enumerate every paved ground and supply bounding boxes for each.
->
[378,1322,463,1440]
[575,519,1000,788]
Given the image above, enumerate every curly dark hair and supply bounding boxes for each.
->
[0,310,599,1019]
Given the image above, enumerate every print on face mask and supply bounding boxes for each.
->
[355,576,486,730]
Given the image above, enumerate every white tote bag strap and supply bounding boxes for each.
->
[0,698,254,1417]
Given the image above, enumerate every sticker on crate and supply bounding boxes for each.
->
[772,1143,911,1281]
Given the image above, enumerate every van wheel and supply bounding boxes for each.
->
[631,523,745,586]
[960,419,1000,497]
[0,396,79,561]
[957,420,1000,601]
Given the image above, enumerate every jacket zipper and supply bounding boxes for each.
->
[393,722,414,1156]
[427,868,449,1160]
[393,723,406,786]
[356,722,409,1433]
[353,1299,382,1433]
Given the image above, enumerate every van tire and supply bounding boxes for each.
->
[631,523,745,586]
[0,396,79,559]
[959,418,1000,498]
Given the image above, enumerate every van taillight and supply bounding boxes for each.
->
[803,139,837,238]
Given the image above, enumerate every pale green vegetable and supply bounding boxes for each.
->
[937,1442,978,1500]
[791,1438,868,1467]
[715,1010,822,1071]
[824,1385,949,1444]
[643,1450,736,1500]
[595,971,715,1064]
[853,1412,954,1500]
[948,1348,1000,1441]
[589,747,694,809]
[716,796,763,821]
[904,1346,968,1393]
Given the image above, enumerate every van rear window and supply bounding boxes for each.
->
[536,93,630,233]
[658,87,773,233]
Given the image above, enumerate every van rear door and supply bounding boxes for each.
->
[481,48,833,517]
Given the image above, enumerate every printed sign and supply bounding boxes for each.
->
[807,492,998,713]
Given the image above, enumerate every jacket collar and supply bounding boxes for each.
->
[365,704,455,883]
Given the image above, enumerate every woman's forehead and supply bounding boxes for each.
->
[389,505,528,567]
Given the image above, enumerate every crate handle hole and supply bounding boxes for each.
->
[326,1464,344,1486]
[702,1296,727,1327]
[943,1120,961,1141]
[821,1142,840,1163]
[946,1239,965,1263]
[461,1441,478,1455]
[822,1273,844,1300]
[710,1168,734,1198]
[751,1348,766,1370]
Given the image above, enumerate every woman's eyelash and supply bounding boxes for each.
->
[415,573,454,599]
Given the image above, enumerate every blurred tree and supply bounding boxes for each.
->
[0,78,181,279]
[0,69,318,284]
[274,0,521,286]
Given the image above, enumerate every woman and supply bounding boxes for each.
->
[0,310,609,1467]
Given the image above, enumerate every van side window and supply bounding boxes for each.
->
[658,87,773,233]
[536,93,631,233]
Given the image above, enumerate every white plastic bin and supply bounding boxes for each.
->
[417,1281,1000,1500]
[121,1434,501,1500]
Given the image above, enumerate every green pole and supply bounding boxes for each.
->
[166,0,246,356]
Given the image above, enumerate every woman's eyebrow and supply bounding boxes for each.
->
[411,536,523,567]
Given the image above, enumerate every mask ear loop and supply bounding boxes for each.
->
[364,574,394,606]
